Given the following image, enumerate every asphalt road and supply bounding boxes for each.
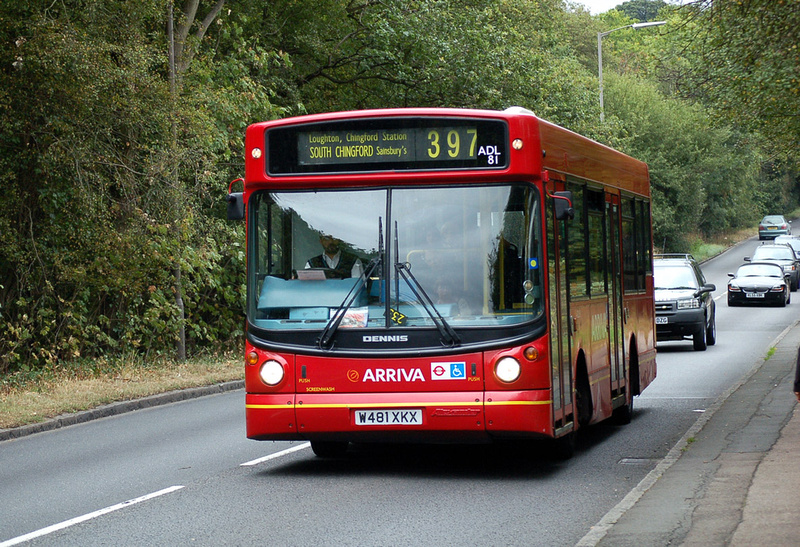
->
[0,237,792,547]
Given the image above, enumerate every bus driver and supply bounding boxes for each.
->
[305,233,364,279]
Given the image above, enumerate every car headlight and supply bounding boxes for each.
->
[495,357,521,383]
[676,298,700,309]
[259,359,285,386]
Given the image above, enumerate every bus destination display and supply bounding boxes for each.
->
[266,118,508,174]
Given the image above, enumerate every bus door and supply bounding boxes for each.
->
[546,184,573,433]
[606,194,626,394]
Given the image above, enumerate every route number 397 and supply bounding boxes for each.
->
[427,129,478,159]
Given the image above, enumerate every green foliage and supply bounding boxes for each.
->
[603,73,765,248]
[0,1,253,373]
[668,0,800,153]
[0,0,798,376]
[613,0,668,22]
[258,0,601,131]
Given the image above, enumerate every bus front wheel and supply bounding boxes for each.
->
[310,441,349,458]
[552,431,576,460]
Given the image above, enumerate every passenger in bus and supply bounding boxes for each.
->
[440,220,461,248]
[305,233,364,279]
[435,276,471,316]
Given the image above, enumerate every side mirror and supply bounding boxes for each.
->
[694,283,715,298]
[553,191,575,221]
[227,192,244,221]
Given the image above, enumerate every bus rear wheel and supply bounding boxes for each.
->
[310,441,349,458]
[613,392,634,425]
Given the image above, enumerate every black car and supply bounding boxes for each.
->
[728,262,791,307]
[745,243,800,291]
[654,254,717,351]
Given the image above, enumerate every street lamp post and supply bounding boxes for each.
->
[598,21,666,122]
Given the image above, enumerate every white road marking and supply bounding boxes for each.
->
[0,485,184,547]
[240,442,311,466]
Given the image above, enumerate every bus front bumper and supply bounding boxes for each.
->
[245,390,553,443]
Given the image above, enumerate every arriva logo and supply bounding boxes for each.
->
[362,368,425,382]
[362,335,409,342]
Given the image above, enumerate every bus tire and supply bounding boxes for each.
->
[552,431,576,460]
[575,361,593,428]
[310,441,349,458]
[613,392,634,425]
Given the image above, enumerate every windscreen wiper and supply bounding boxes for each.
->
[317,220,383,350]
[394,262,461,347]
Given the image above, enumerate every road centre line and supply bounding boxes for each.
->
[240,442,311,466]
[0,485,184,547]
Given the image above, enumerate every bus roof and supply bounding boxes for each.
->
[244,107,650,197]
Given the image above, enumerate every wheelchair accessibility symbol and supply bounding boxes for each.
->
[431,362,466,380]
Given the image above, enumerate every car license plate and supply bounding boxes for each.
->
[745,292,765,298]
[655,316,668,324]
[768,227,777,230]
[355,409,422,426]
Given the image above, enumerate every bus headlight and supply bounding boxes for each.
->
[259,360,285,386]
[495,357,521,383]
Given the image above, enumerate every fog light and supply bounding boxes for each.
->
[495,357,521,383]
[259,360,285,386]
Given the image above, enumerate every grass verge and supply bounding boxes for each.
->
[0,353,241,430]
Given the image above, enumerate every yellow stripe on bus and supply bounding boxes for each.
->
[247,400,552,410]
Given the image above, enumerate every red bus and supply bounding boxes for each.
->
[228,107,656,458]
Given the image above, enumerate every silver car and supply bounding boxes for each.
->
[773,235,800,259]
[758,215,791,240]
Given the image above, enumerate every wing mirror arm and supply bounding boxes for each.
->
[226,177,245,221]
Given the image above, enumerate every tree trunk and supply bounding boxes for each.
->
[168,1,186,361]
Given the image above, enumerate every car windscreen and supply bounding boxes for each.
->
[752,247,794,260]
[736,264,784,278]
[654,265,698,289]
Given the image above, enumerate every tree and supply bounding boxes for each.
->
[0,1,261,372]
[166,0,226,360]
[670,0,800,153]
[603,72,765,248]
[256,0,600,132]
[614,0,668,22]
